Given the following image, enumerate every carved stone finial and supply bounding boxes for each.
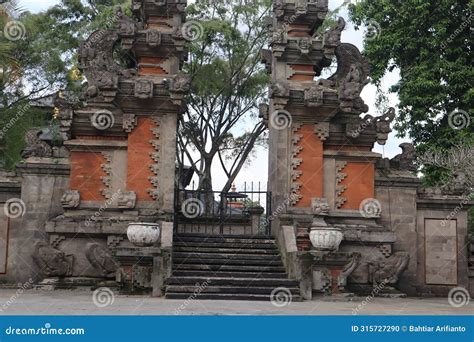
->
[390,143,416,171]
[375,108,396,145]
[21,128,53,158]
[323,17,346,47]
[61,190,80,209]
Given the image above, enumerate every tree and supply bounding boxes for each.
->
[177,0,272,193]
[349,0,473,230]
[349,0,473,182]
[0,0,128,168]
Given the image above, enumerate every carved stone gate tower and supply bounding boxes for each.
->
[262,0,472,299]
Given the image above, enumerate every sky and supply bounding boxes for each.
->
[19,0,409,191]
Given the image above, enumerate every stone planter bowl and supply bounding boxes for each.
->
[127,223,161,247]
[309,227,343,251]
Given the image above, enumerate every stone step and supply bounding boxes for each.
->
[167,285,300,295]
[173,258,284,267]
[172,264,287,273]
[172,271,288,279]
[173,235,275,244]
[174,241,278,250]
[174,247,279,255]
[167,292,302,302]
[173,252,281,261]
[167,276,299,287]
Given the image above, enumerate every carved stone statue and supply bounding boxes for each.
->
[368,252,409,285]
[61,190,80,209]
[21,128,53,158]
[374,107,396,145]
[32,242,74,277]
[135,79,154,99]
[390,143,416,172]
[324,17,346,47]
[85,243,118,278]
[338,253,362,290]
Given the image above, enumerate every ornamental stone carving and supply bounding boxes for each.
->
[61,190,80,209]
[135,79,154,99]
[270,81,290,98]
[390,143,416,172]
[368,252,410,286]
[117,191,137,209]
[146,29,162,47]
[323,17,345,47]
[170,73,191,93]
[85,243,118,277]
[21,128,53,158]
[311,198,329,216]
[32,242,74,277]
[375,108,396,145]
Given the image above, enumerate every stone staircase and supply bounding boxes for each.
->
[166,234,302,301]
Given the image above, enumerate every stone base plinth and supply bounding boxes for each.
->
[112,246,171,297]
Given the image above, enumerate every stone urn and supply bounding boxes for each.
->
[127,223,161,247]
[309,227,344,251]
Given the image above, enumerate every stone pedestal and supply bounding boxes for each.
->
[309,251,361,296]
[113,246,171,297]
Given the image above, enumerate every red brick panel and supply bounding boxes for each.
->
[127,117,157,201]
[295,124,324,207]
[70,152,107,201]
[340,162,375,210]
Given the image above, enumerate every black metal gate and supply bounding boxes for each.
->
[174,183,272,236]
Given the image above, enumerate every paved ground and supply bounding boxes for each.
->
[0,289,472,315]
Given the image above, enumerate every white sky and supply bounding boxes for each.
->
[20,0,410,191]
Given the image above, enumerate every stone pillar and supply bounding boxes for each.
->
[8,158,69,283]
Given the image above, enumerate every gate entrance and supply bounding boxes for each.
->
[174,183,272,236]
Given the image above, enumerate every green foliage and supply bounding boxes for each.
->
[0,0,128,168]
[179,0,271,191]
[349,0,474,229]
[349,0,473,184]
